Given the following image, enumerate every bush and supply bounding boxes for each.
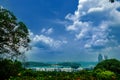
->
[96,70,116,80]
[0,59,23,80]
[9,76,36,80]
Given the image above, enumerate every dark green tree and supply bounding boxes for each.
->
[109,0,115,3]
[94,59,120,74]
[0,59,23,80]
[0,7,30,59]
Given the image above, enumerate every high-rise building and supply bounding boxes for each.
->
[104,55,108,60]
[98,54,103,62]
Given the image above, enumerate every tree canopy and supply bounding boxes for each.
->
[0,7,30,59]
[109,0,115,3]
[94,59,120,74]
[0,59,23,80]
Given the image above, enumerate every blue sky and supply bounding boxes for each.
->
[1,0,120,62]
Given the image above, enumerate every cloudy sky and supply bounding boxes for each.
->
[1,0,120,62]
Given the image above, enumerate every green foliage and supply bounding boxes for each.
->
[93,69,116,80]
[96,71,116,80]
[0,7,30,59]
[94,59,120,74]
[8,59,120,80]
[8,70,96,80]
[109,0,115,3]
[0,59,23,80]
[9,76,36,80]
[21,69,38,77]
[8,69,120,80]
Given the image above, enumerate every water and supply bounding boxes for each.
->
[26,62,98,69]
[80,62,98,68]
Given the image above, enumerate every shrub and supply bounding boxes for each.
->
[0,59,23,80]
[96,70,116,80]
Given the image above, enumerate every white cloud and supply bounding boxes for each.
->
[29,30,34,38]
[66,0,120,49]
[84,44,91,48]
[33,35,61,48]
[41,28,46,33]
[51,19,69,25]
[26,31,69,61]
[41,28,53,35]
[47,28,53,34]
[75,28,88,40]
[29,31,67,48]
[66,20,89,31]
[88,7,104,13]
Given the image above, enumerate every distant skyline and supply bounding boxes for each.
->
[1,0,120,62]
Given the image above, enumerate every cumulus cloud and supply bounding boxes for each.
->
[26,31,68,61]
[66,0,120,49]
[88,7,104,13]
[33,35,62,48]
[29,31,67,49]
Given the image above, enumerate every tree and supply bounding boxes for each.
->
[96,70,116,80]
[0,7,30,59]
[94,59,120,74]
[0,59,23,80]
[109,0,115,3]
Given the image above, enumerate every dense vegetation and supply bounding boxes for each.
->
[0,7,30,80]
[110,0,115,3]
[94,59,120,74]
[0,59,24,80]
[0,59,120,80]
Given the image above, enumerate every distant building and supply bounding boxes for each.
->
[27,67,83,72]
[104,55,108,60]
[98,54,103,62]
[98,54,108,62]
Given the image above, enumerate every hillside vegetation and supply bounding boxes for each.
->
[0,59,120,80]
